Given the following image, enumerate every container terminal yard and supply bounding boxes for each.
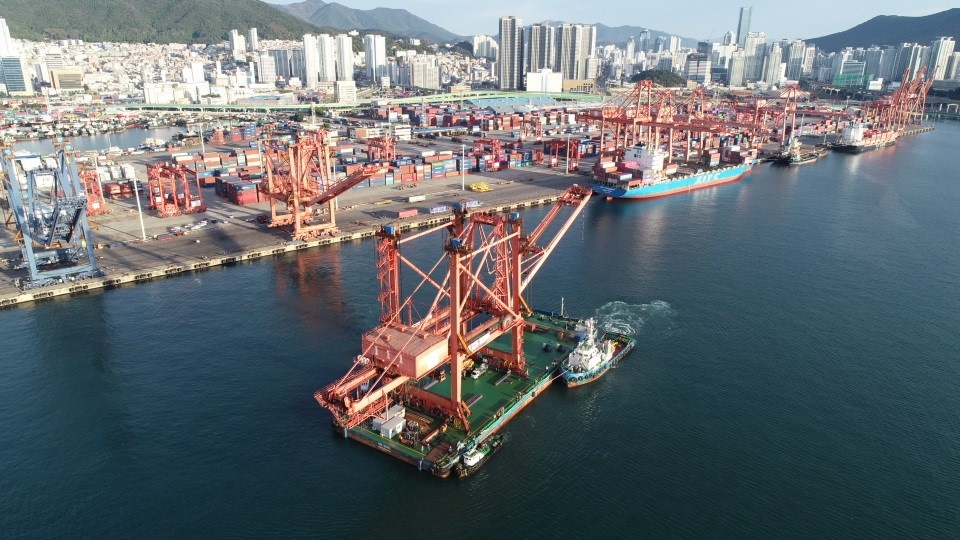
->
[0,77,933,475]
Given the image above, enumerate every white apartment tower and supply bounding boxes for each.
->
[557,23,596,80]
[364,34,388,84]
[303,34,320,88]
[318,34,337,82]
[527,23,556,72]
[336,34,354,81]
[498,16,523,90]
[929,37,956,80]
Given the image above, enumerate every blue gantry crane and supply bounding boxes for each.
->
[1,148,101,288]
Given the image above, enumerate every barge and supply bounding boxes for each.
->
[323,310,636,478]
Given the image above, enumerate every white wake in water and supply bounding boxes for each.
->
[594,300,678,338]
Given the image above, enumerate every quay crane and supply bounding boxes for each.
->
[316,184,593,433]
[0,146,100,288]
[259,131,386,240]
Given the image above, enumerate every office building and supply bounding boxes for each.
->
[736,7,752,49]
[0,56,31,94]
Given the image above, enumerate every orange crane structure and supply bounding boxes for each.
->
[146,162,205,218]
[517,118,543,144]
[366,136,397,162]
[78,165,108,216]
[472,138,502,157]
[316,184,593,433]
[863,68,933,130]
[259,132,386,240]
[577,80,780,177]
[544,138,583,171]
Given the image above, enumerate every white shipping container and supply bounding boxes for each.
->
[379,416,406,439]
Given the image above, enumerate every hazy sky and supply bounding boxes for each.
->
[264,0,954,42]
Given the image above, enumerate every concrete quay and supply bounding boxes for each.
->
[0,161,590,309]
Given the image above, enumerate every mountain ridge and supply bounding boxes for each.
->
[807,9,960,51]
[0,0,324,43]
[278,0,462,44]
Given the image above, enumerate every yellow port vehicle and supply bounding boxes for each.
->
[469,182,492,192]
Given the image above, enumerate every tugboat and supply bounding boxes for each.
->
[455,434,504,478]
[560,318,619,387]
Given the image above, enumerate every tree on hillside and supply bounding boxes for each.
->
[630,70,687,87]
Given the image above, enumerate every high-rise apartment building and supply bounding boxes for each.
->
[335,34,354,81]
[268,49,291,80]
[557,23,596,81]
[364,34,388,84]
[527,23,556,72]
[248,28,259,52]
[736,7,752,49]
[638,30,650,53]
[728,49,747,86]
[743,31,766,81]
[229,29,246,60]
[893,43,925,82]
[498,16,523,90]
[318,34,336,83]
[303,34,320,88]
[784,40,807,80]
[928,37,956,80]
[0,18,14,56]
[472,35,498,60]
[257,53,277,84]
[761,41,783,85]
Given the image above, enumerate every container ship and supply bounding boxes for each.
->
[829,123,899,154]
[590,145,757,200]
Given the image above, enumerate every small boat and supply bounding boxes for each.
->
[560,318,619,387]
[455,434,504,478]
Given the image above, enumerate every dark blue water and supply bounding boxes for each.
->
[3,124,959,537]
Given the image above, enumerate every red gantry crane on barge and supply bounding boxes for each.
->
[315,185,597,476]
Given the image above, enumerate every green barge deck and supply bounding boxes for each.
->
[338,311,636,477]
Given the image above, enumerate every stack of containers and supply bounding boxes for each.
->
[226,181,260,205]
[208,129,225,145]
[241,124,258,140]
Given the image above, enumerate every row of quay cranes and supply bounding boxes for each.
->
[0,145,101,288]
[259,131,387,240]
[315,184,594,432]
[146,162,206,218]
[577,80,785,171]
[860,67,933,131]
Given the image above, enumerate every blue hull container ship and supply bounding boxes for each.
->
[590,145,757,200]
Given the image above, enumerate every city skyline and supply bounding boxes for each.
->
[265,0,956,42]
